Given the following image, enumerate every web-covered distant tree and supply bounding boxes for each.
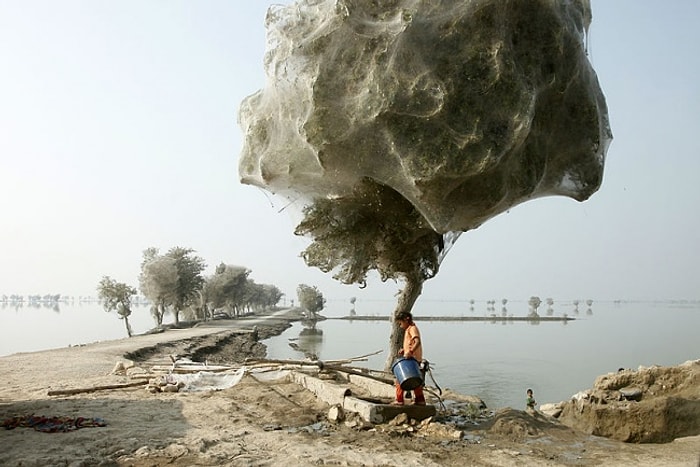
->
[258,284,283,310]
[139,247,206,325]
[202,264,284,318]
[295,179,445,366]
[139,248,178,326]
[239,280,265,315]
[97,276,137,337]
[296,284,326,318]
[167,247,206,324]
[205,263,250,317]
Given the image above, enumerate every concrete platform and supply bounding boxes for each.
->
[344,397,436,423]
[289,371,436,424]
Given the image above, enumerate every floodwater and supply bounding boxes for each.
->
[0,301,157,356]
[1,299,698,409]
[264,299,700,409]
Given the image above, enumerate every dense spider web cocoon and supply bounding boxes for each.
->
[239,0,612,234]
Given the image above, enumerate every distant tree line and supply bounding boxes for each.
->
[96,246,312,337]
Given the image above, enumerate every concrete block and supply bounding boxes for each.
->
[347,374,395,399]
[343,396,436,424]
[289,371,351,406]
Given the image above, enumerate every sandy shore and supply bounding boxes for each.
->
[1,309,698,466]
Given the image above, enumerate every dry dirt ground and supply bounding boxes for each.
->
[0,310,698,467]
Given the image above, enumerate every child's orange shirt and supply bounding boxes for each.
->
[403,323,422,361]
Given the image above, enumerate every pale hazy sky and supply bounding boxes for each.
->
[1,1,698,304]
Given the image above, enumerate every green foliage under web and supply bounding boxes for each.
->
[295,179,444,287]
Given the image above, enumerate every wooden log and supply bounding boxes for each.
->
[48,381,147,396]
[244,357,324,366]
[324,349,383,365]
[150,364,239,373]
[243,350,382,368]
[323,364,394,385]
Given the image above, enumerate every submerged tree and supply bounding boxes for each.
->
[97,276,137,337]
[295,179,446,366]
[528,296,542,317]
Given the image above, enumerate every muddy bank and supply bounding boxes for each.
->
[545,359,700,443]
[124,319,292,364]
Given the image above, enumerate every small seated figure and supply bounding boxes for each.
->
[526,388,537,411]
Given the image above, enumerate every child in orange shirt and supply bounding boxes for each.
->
[395,311,425,405]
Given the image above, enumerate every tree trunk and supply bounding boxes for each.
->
[150,305,158,326]
[384,277,423,371]
[124,316,133,337]
[157,301,166,326]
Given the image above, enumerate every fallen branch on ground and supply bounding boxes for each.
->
[323,364,394,385]
[47,381,148,396]
[151,364,239,373]
[243,350,382,368]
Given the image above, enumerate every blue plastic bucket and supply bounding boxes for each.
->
[392,357,423,390]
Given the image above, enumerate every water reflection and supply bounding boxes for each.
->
[288,320,324,360]
[545,297,554,316]
[1,301,61,313]
[527,316,541,326]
